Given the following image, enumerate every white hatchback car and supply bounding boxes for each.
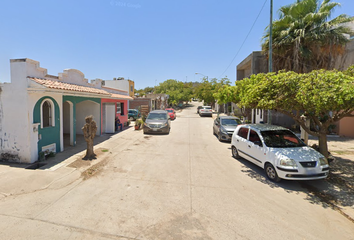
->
[231,124,329,182]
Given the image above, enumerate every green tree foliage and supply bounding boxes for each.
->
[215,66,354,157]
[135,86,155,96]
[194,77,231,106]
[155,79,193,105]
[262,0,354,73]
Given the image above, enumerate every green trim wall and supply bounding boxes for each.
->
[63,96,101,146]
[33,96,61,153]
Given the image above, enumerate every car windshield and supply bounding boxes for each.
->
[166,109,173,113]
[147,113,167,120]
[221,118,241,126]
[261,130,306,148]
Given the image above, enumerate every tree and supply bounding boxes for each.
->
[155,79,193,105]
[215,67,354,158]
[135,86,155,96]
[262,0,353,73]
[194,77,231,106]
[82,115,97,160]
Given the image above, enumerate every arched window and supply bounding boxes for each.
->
[41,99,55,128]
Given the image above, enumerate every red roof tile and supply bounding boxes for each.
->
[111,93,133,100]
[30,77,110,95]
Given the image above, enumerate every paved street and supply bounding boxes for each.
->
[0,103,354,239]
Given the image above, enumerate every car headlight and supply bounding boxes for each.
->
[279,158,297,167]
[220,127,228,134]
[143,122,148,127]
[162,122,168,127]
[319,157,328,166]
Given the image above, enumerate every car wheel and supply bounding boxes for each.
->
[265,163,281,182]
[231,146,239,158]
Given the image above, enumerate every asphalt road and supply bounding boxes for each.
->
[1,103,354,239]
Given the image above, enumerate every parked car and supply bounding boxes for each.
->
[128,109,140,120]
[213,116,242,142]
[197,106,203,114]
[165,108,176,120]
[231,124,329,182]
[199,106,212,117]
[143,110,171,134]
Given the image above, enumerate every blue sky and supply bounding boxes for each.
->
[1,0,353,89]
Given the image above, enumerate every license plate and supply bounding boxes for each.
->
[153,128,157,131]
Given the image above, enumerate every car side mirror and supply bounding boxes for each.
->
[254,141,263,147]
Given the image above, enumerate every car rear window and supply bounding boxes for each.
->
[203,106,212,109]
[147,113,167,120]
[237,127,249,139]
[221,118,241,125]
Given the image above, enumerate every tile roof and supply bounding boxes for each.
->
[29,77,110,95]
[102,86,128,93]
[111,93,133,100]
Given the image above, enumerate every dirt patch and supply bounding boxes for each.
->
[327,156,354,191]
[331,150,354,155]
[67,148,111,180]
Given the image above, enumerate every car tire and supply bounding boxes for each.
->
[265,163,281,182]
[231,146,239,159]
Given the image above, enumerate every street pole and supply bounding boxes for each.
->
[267,0,273,125]
[195,73,208,81]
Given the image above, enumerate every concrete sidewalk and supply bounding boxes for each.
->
[0,126,136,199]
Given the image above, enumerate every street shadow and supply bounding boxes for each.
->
[227,148,354,214]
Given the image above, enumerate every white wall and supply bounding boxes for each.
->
[0,82,31,162]
[104,79,129,93]
[76,100,101,135]
[59,69,88,85]
[0,59,64,163]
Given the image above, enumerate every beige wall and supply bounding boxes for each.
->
[337,112,354,137]
[129,80,134,97]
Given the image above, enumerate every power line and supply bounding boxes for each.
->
[219,0,269,78]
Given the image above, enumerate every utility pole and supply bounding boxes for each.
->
[267,0,273,125]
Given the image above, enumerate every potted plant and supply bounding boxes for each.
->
[135,119,143,130]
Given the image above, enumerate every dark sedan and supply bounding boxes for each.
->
[213,116,242,142]
[143,110,171,134]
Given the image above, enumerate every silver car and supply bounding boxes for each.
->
[199,106,213,117]
[213,116,242,142]
[143,110,171,134]
[231,124,329,182]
